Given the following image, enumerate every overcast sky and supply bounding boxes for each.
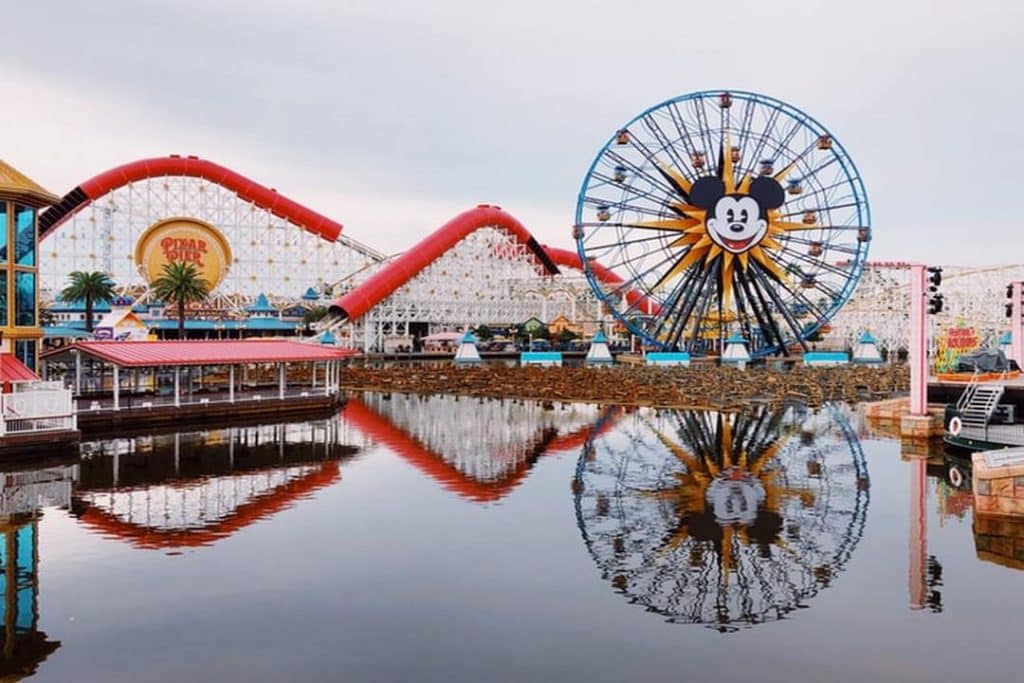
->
[2,0,1021,264]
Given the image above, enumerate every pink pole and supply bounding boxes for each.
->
[909,264,927,416]
[1012,281,1023,368]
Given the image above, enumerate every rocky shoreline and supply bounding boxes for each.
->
[339,363,910,410]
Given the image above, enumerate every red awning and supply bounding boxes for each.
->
[0,353,40,383]
[41,340,358,368]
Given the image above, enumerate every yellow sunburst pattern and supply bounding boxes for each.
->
[645,411,814,563]
[628,135,809,313]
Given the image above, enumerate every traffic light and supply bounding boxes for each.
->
[926,266,943,315]
[1007,282,1022,318]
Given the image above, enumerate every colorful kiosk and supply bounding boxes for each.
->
[585,330,614,365]
[852,331,883,364]
[453,331,482,364]
[721,331,752,368]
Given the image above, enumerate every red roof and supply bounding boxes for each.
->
[43,340,358,368]
[1,353,40,383]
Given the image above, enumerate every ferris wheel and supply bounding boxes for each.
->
[574,90,871,355]
[573,404,869,630]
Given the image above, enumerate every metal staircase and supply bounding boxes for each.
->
[955,376,1005,429]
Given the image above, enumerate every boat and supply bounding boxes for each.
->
[943,375,1024,450]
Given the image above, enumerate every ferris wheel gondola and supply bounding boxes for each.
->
[574,90,871,356]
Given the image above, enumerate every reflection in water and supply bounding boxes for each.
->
[72,420,358,549]
[344,393,610,502]
[574,404,870,631]
[974,514,1024,571]
[0,461,78,678]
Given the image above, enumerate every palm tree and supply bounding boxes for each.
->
[60,271,115,332]
[150,262,211,339]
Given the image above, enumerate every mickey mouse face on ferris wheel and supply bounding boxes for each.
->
[690,175,786,254]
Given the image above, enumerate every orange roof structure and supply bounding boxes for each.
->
[0,158,59,206]
[42,339,357,367]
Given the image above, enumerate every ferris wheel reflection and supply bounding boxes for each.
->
[573,403,870,631]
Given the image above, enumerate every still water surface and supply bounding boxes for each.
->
[4,393,1023,681]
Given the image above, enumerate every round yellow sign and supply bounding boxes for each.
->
[134,217,232,290]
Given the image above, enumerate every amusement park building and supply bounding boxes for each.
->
[33,156,617,352]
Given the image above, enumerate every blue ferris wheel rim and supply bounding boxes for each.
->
[573,89,871,355]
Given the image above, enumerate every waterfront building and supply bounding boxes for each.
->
[0,160,59,371]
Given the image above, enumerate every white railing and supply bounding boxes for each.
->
[1,383,77,437]
[0,464,79,514]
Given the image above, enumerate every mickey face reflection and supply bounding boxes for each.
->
[691,175,786,255]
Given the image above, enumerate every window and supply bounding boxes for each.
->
[15,204,35,266]
[0,202,7,263]
[15,339,36,372]
[15,271,35,326]
[0,268,6,326]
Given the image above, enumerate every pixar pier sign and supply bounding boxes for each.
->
[161,236,211,266]
[134,217,233,290]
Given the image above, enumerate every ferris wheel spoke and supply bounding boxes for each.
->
[763,117,809,178]
[666,102,704,164]
[750,266,810,352]
[766,275,831,327]
[740,107,782,179]
[779,178,854,213]
[732,97,759,171]
[684,267,721,351]
[639,114,695,179]
[691,97,719,169]
[582,233,672,254]
[649,265,705,341]
[777,202,862,219]
[602,149,682,200]
[782,235,858,256]
[736,269,781,348]
[603,240,688,280]
[662,266,714,350]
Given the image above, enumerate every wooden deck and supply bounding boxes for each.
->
[0,428,80,458]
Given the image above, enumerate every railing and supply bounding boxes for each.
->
[1,384,77,438]
[954,371,981,413]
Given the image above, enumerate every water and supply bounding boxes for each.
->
[3,394,1022,681]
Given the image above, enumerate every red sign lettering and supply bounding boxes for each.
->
[160,236,208,267]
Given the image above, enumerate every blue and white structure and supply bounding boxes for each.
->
[999,331,1013,358]
[646,352,690,367]
[521,351,563,367]
[454,331,482,364]
[585,330,614,365]
[804,351,850,366]
[852,331,883,364]
[721,331,751,368]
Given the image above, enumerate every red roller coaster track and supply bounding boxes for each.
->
[38,155,343,241]
[329,205,558,321]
